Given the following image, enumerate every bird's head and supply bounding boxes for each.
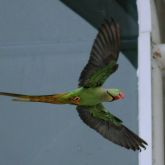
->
[106,88,125,101]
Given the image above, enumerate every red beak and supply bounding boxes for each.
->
[114,92,125,100]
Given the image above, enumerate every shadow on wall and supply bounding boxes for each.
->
[60,0,138,68]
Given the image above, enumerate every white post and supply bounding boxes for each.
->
[137,0,152,165]
[138,0,165,164]
[138,32,152,165]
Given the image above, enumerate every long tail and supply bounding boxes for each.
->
[0,92,68,104]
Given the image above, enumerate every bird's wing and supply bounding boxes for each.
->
[79,18,120,88]
[77,104,147,151]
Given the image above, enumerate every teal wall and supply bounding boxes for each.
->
[0,1,138,165]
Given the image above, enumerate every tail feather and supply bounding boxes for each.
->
[0,92,68,104]
[0,92,31,102]
[12,98,31,102]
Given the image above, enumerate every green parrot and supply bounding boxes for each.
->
[0,18,147,151]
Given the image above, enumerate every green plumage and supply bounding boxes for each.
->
[86,104,122,125]
[81,61,118,88]
[65,87,110,106]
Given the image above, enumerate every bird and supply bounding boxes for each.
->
[0,18,147,151]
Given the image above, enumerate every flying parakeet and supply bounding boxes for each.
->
[0,18,147,151]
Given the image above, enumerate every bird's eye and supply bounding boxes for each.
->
[73,96,80,101]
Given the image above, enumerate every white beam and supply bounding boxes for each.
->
[138,32,152,165]
[137,0,152,165]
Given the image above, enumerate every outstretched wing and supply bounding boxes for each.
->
[77,104,147,151]
[79,18,120,88]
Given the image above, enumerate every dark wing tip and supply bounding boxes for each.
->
[119,126,148,151]
[99,17,120,42]
[77,106,148,151]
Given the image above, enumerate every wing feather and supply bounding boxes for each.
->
[79,18,120,88]
[77,104,147,151]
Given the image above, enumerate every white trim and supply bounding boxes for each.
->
[137,0,152,165]
[137,0,151,32]
[138,32,152,165]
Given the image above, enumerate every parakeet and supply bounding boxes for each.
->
[0,18,147,151]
